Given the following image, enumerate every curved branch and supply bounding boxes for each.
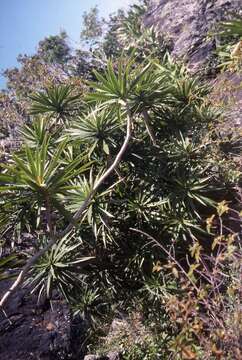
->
[60,106,133,237]
[0,106,133,308]
[0,238,56,308]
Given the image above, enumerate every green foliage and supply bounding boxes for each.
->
[1,55,235,299]
[66,171,115,245]
[0,138,90,197]
[37,31,71,64]
[218,16,242,39]
[122,341,162,360]
[27,234,94,301]
[0,254,25,281]
[216,42,242,72]
[88,58,151,106]
[102,10,125,58]
[80,6,104,46]
[19,117,48,147]
[117,3,147,46]
[216,16,242,72]
[116,3,172,60]
[0,134,91,240]
[0,4,241,359]
[66,108,119,156]
[29,85,81,117]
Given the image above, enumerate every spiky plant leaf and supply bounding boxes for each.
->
[29,85,81,116]
[27,233,95,301]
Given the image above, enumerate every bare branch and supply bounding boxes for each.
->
[130,227,200,292]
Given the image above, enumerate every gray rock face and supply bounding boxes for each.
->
[0,280,86,359]
[144,0,242,71]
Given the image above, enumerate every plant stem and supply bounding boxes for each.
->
[142,109,157,146]
[45,194,54,236]
[0,105,133,308]
[130,227,200,292]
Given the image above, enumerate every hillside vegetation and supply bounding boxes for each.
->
[0,2,241,359]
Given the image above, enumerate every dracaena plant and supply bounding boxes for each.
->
[0,5,240,357]
[0,55,138,307]
[0,136,92,245]
[0,42,232,322]
[19,116,62,147]
[87,58,152,109]
[66,171,116,246]
[216,16,242,72]
[29,84,82,125]
[19,116,47,147]
[0,138,90,200]
[116,3,147,48]
[65,108,120,157]
[27,233,94,302]
[87,58,169,146]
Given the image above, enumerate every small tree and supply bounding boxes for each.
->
[80,6,104,47]
[37,31,71,64]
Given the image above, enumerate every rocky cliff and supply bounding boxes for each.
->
[144,0,242,72]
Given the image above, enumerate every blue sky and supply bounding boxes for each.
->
[0,0,133,88]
